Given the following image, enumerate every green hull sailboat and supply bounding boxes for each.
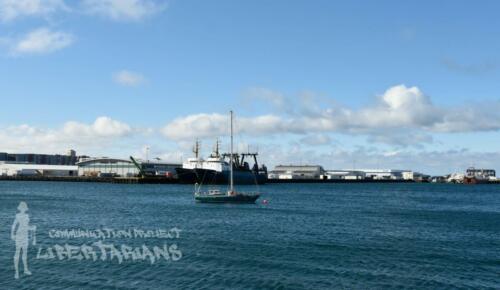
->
[194,111,261,204]
[194,190,260,203]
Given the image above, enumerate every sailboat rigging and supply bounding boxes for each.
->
[194,111,261,203]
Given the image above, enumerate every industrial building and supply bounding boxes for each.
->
[0,163,78,177]
[325,170,366,180]
[0,150,180,179]
[77,158,138,177]
[267,166,427,181]
[356,169,408,180]
[268,165,326,180]
[0,150,79,165]
[0,150,80,177]
[77,157,180,178]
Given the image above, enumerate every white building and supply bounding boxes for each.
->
[77,158,138,177]
[356,169,408,180]
[269,166,423,181]
[325,170,366,180]
[326,169,415,180]
[0,162,78,177]
[76,157,180,177]
[268,165,326,180]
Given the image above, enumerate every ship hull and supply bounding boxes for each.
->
[176,168,267,185]
[463,177,490,184]
[175,168,199,184]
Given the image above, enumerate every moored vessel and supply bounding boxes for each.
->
[176,140,267,185]
[194,111,261,204]
[463,167,496,184]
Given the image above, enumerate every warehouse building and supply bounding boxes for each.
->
[0,150,80,177]
[0,150,79,165]
[358,169,407,180]
[268,165,326,180]
[77,158,138,177]
[0,163,78,177]
[325,170,366,180]
[76,157,180,178]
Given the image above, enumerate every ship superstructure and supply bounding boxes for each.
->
[176,140,267,184]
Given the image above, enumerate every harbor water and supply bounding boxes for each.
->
[0,181,498,289]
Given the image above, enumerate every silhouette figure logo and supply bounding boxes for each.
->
[11,201,36,279]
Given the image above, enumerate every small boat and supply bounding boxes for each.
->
[194,111,261,204]
[194,188,260,203]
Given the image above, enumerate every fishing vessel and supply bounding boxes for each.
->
[194,111,261,203]
[175,140,268,185]
[463,167,495,184]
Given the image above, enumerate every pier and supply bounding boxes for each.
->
[0,176,178,184]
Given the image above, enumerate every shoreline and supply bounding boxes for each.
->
[1,176,499,184]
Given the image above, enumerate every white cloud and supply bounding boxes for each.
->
[113,70,146,86]
[8,27,74,55]
[432,103,500,133]
[346,85,440,129]
[1,116,497,175]
[161,113,228,140]
[260,144,500,175]
[161,113,288,141]
[0,117,135,154]
[62,116,132,138]
[82,0,166,21]
[0,0,67,22]
[160,85,500,143]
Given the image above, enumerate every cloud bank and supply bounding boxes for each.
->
[161,85,500,142]
[0,117,136,154]
[0,0,67,22]
[261,144,500,175]
[0,85,498,174]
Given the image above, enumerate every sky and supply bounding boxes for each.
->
[0,0,499,175]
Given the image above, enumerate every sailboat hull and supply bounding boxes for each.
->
[195,193,260,203]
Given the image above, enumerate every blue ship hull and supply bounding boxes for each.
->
[175,168,267,185]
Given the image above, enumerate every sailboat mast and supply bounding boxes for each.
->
[229,110,234,192]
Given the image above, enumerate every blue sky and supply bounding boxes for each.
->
[1,0,499,174]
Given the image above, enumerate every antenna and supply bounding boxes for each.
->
[214,138,220,157]
[193,139,200,159]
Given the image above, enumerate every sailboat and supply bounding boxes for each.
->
[194,111,261,203]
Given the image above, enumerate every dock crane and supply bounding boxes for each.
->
[130,156,148,178]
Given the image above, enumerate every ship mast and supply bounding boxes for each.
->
[193,139,200,159]
[229,110,234,193]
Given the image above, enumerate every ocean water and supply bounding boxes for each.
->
[0,181,499,289]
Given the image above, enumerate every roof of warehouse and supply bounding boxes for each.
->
[76,158,131,165]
